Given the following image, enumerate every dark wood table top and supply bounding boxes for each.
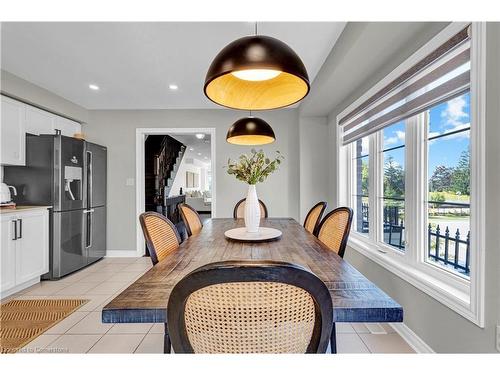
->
[102,218,403,324]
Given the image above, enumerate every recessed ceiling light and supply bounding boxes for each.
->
[169,84,178,90]
[204,156,208,159]
[189,147,194,151]
[197,152,202,156]
[89,84,99,91]
[195,133,205,139]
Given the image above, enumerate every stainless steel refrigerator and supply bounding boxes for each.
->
[4,134,107,279]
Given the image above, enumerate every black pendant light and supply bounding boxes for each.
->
[226,116,275,145]
[204,23,310,110]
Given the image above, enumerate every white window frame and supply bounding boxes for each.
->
[336,22,485,327]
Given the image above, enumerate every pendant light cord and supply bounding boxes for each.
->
[255,21,258,36]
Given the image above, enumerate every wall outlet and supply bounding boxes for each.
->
[125,178,135,187]
[496,325,500,352]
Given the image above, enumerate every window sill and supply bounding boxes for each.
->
[347,235,482,326]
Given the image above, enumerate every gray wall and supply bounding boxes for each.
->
[85,109,300,252]
[325,23,500,352]
[298,116,330,222]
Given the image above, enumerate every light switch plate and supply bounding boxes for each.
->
[125,178,135,186]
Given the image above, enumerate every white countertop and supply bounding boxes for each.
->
[0,205,52,214]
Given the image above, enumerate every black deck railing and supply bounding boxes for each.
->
[428,224,470,274]
[361,203,470,275]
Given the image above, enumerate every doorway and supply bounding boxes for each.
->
[136,128,216,256]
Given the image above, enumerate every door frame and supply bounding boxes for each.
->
[135,127,217,256]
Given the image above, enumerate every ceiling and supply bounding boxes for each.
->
[1,22,345,110]
[300,22,449,116]
[169,133,211,164]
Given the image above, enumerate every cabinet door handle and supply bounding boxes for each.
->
[17,219,22,239]
[12,220,17,240]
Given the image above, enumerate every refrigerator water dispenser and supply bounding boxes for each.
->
[64,165,82,201]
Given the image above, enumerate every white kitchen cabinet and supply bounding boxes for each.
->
[1,96,26,165]
[25,105,55,135]
[1,96,83,161]
[0,208,49,297]
[14,210,49,284]
[0,214,17,292]
[54,116,81,137]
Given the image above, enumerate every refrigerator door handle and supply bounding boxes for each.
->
[86,150,93,208]
[85,210,93,248]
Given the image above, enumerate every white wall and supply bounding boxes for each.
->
[168,157,206,197]
[84,109,300,252]
[298,116,331,222]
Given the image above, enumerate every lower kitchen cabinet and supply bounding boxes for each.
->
[0,208,49,297]
[0,215,17,292]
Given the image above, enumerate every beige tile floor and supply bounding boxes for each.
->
[3,257,414,354]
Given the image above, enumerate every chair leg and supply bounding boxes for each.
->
[330,323,337,354]
[164,323,171,354]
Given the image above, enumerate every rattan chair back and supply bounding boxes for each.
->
[233,198,268,219]
[178,203,203,236]
[167,260,333,353]
[316,207,353,258]
[139,212,181,265]
[304,202,327,235]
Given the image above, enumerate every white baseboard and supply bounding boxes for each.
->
[105,250,142,258]
[390,323,435,353]
[1,277,40,299]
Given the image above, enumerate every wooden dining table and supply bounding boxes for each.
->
[102,218,403,325]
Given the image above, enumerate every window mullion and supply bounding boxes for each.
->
[369,132,381,243]
[416,112,428,266]
[405,113,425,265]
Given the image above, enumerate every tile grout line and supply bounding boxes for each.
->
[45,310,91,335]
[133,333,149,354]
[355,331,372,353]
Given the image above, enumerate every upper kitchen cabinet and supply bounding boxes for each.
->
[1,95,83,166]
[1,96,26,166]
[25,105,55,135]
[54,116,81,137]
[26,103,81,137]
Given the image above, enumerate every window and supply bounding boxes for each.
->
[338,23,485,326]
[426,93,471,277]
[352,137,369,235]
[382,122,406,251]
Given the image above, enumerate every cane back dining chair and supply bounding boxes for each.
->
[315,206,353,353]
[139,211,182,353]
[316,207,353,258]
[303,202,327,236]
[178,203,203,237]
[139,212,181,266]
[167,260,333,354]
[233,198,268,219]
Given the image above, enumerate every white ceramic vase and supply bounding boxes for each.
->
[244,184,260,233]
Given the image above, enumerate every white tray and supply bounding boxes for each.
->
[224,227,282,243]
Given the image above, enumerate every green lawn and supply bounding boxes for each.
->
[429,191,470,203]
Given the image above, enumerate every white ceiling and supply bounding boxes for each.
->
[1,22,345,110]
[300,22,449,116]
[169,133,211,164]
